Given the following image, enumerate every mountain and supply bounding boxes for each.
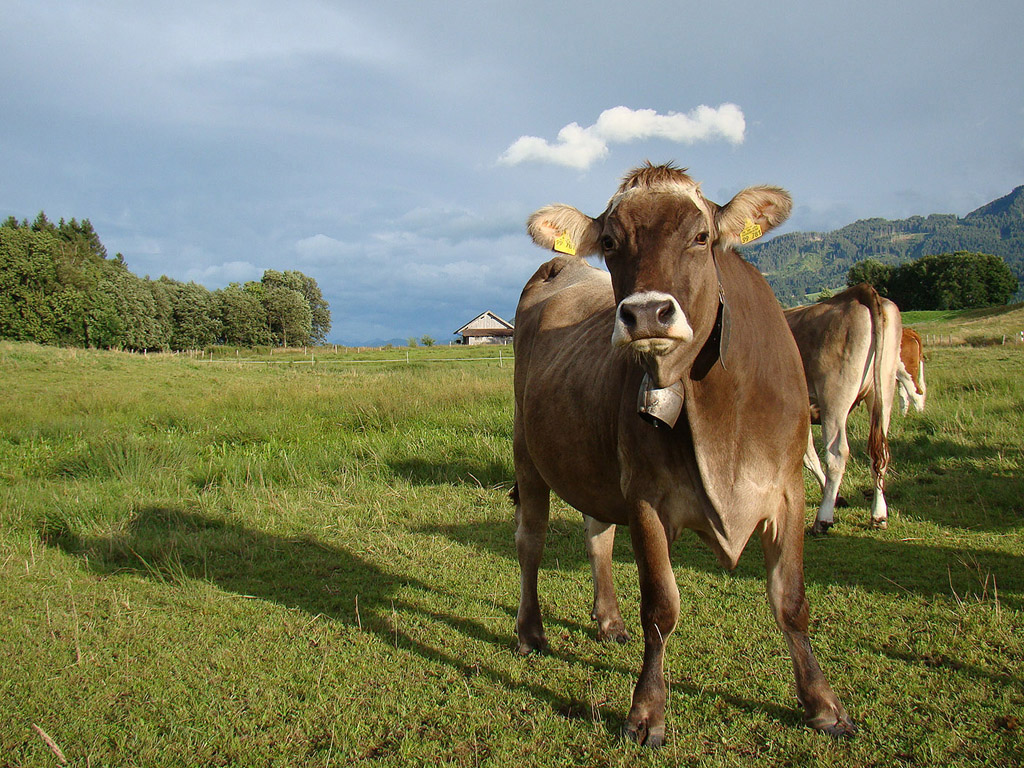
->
[742,186,1024,305]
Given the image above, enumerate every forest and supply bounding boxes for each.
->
[0,214,330,350]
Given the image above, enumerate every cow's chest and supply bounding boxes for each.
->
[617,427,715,541]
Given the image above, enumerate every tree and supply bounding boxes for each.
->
[886,252,1018,310]
[847,259,894,294]
[216,283,272,347]
[263,285,311,347]
[0,213,333,350]
[288,271,331,344]
[147,279,175,350]
[162,278,221,349]
[0,225,61,343]
[261,269,331,343]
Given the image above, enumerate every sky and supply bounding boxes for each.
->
[2,1,1023,345]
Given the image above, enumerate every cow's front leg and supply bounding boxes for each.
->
[624,501,679,747]
[762,493,855,736]
[513,471,551,655]
[583,515,629,643]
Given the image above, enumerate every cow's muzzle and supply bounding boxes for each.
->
[612,291,693,353]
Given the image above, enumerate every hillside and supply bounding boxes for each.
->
[901,302,1024,346]
[744,186,1024,305]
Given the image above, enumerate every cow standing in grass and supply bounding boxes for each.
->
[512,163,854,746]
[897,327,927,415]
[784,285,902,533]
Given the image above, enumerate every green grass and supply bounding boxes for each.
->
[902,303,1024,345]
[1,340,1021,766]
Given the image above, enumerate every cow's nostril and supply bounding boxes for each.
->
[656,302,674,325]
[619,306,637,328]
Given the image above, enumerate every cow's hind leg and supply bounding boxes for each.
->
[762,494,855,736]
[584,516,629,643]
[802,428,828,493]
[623,501,679,747]
[513,467,551,655]
[865,391,893,530]
[812,410,850,534]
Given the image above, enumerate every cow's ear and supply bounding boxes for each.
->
[715,186,792,249]
[527,204,600,257]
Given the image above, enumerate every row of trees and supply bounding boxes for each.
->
[0,214,330,350]
[847,251,1018,310]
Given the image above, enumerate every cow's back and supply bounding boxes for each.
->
[513,257,635,522]
[785,288,878,409]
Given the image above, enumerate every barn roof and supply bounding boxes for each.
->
[453,311,514,335]
[460,327,514,337]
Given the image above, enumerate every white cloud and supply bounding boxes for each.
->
[498,104,746,170]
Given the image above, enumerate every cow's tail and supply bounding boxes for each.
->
[863,286,890,489]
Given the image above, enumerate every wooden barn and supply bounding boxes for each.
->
[453,311,514,345]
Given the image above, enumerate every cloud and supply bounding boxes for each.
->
[498,104,746,170]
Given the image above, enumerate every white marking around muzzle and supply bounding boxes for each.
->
[612,291,694,350]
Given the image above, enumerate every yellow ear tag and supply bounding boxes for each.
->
[553,231,577,256]
[740,219,763,245]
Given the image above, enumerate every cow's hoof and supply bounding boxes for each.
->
[516,636,548,656]
[596,621,631,644]
[810,520,833,536]
[870,517,888,530]
[809,713,858,739]
[623,719,665,748]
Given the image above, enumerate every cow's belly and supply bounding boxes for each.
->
[521,392,631,524]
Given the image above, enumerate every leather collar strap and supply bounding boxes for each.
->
[710,250,732,369]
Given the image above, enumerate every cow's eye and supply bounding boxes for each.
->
[694,232,709,246]
[600,234,616,253]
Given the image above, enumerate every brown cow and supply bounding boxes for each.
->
[784,285,902,533]
[897,327,927,415]
[513,163,853,745]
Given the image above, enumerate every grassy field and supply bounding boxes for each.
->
[1,335,1021,767]
[902,303,1024,345]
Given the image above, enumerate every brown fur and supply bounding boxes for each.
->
[785,284,902,530]
[514,165,853,744]
[617,161,695,191]
[901,327,926,395]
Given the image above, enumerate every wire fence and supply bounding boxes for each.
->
[193,349,515,367]
[923,331,1024,347]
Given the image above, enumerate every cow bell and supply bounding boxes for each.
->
[637,374,684,429]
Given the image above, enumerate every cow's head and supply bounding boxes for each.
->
[528,163,791,388]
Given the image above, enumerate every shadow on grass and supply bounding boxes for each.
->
[808,426,1023,534]
[387,456,511,489]
[419,516,1023,612]
[885,434,1023,532]
[866,644,1023,692]
[40,506,803,737]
